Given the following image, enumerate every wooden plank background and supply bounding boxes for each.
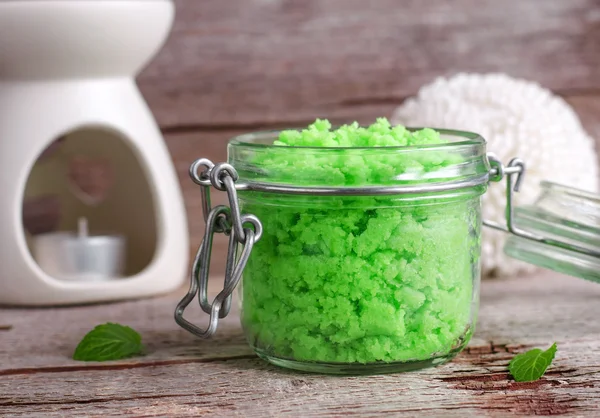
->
[137,0,600,273]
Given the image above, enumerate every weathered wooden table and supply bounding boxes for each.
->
[1,272,599,417]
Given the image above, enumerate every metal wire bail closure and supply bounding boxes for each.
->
[174,160,263,338]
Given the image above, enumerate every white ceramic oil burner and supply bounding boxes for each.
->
[0,0,189,305]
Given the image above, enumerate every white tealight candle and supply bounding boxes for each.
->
[33,217,126,281]
[78,216,89,238]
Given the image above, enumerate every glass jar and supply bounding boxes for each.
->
[229,129,487,374]
[174,127,600,375]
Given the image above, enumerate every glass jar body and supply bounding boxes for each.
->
[238,190,483,374]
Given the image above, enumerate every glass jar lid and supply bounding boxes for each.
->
[504,181,600,283]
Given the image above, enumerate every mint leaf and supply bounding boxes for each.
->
[73,323,144,361]
[508,343,557,382]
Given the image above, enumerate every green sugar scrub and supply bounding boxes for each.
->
[233,118,484,373]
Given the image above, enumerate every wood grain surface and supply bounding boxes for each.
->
[1,273,600,416]
[139,0,600,129]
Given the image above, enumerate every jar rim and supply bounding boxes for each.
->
[227,126,490,196]
[229,127,485,151]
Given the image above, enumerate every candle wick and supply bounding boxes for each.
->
[78,217,89,239]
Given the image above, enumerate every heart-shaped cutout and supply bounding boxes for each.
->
[67,156,115,206]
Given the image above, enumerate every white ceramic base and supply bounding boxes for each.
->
[0,1,189,306]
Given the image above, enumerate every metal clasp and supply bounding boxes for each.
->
[482,154,535,239]
[174,159,262,338]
